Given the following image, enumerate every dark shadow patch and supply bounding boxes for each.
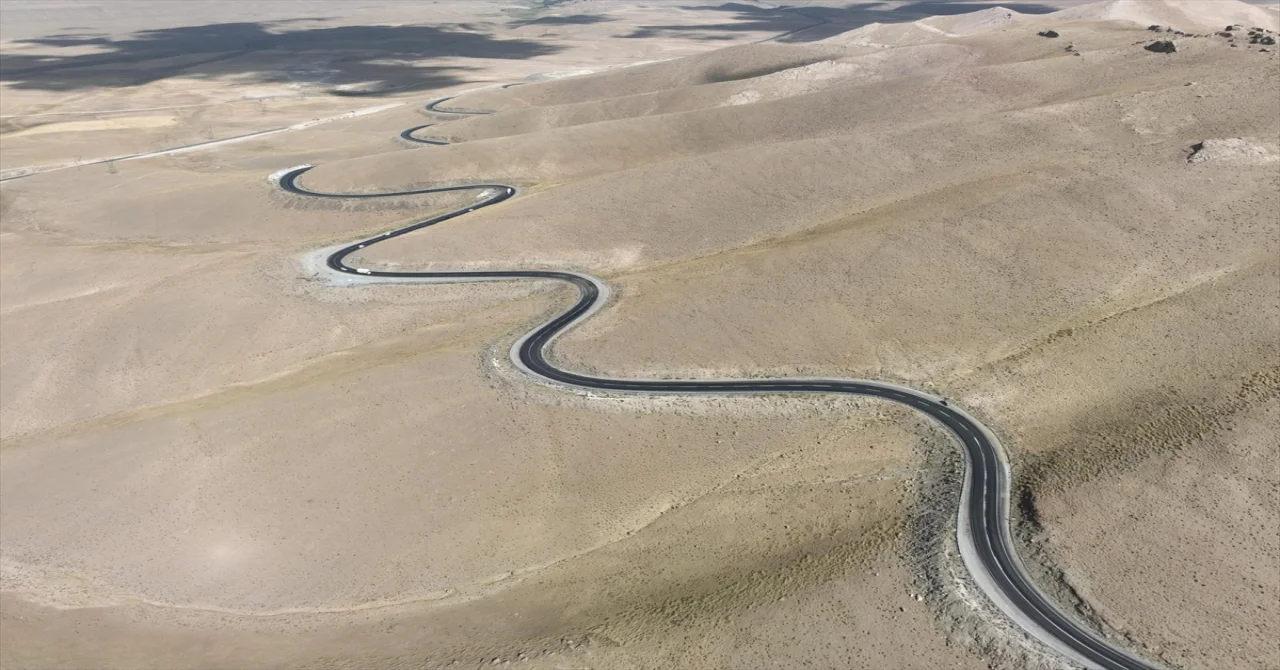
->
[699,53,834,83]
[512,14,612,27]
[893,1,1056,16]
[1016,486,1043,530]
[623,2,1060,44]
[14,34,114,48]
[0,21,564,92]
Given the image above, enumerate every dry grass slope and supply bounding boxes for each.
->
[1,1,1277,668]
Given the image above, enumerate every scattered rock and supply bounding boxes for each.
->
[1145,40,1177,53]
[1187,138,1280,165]
[1216,31,1234,38]
[1262,48,1272,53]
[1038,30,1060,38]
[1225,24,1242,31]
[1260,36,1276,45]
[1147,25,1163,32]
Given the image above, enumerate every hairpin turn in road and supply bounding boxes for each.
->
[274,95,1162,670]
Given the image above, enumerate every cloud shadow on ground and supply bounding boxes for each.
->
[512,14,613,27]
[0,21,565,92]
[619,2,1060,43]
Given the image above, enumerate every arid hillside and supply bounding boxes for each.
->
[2,1,1277,669]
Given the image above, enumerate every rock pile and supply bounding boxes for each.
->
[1247,29,1275,46]
[1210,25,1276,49]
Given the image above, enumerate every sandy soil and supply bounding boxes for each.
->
[2,1,1278,669]
[0,0,822,175]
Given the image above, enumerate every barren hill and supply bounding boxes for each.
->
[2,1,1277,668]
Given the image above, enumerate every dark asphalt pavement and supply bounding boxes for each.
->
[275,101,1161,670]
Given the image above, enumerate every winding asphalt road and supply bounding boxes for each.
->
[277,94,1162,670]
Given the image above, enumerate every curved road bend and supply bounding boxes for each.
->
[398,124,449,144]
[424,94,493,116]
[277,99,1162,670]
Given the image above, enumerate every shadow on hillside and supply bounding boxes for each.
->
[512,14,613,27]
[620,1,1060,43]
[0,21,564,92]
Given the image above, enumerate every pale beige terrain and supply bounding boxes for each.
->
[0,0,821,176]
[2,1,1279,669]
